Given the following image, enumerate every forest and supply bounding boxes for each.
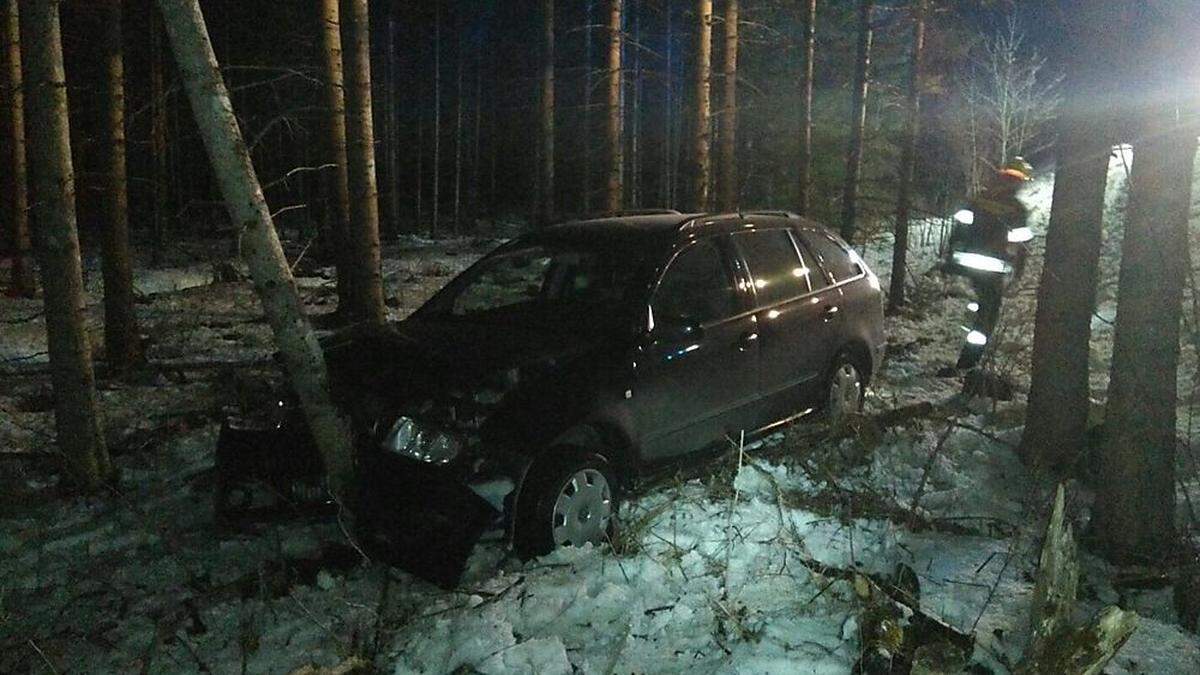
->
[2,0,1200,673]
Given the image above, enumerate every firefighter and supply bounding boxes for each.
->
[944,157,1033,371]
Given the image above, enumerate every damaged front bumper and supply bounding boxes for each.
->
[214,408,533,587]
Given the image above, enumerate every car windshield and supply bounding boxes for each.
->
[431,243,645,323]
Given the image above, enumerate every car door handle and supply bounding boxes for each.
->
[821,305,840,321]
[738,331,759,350]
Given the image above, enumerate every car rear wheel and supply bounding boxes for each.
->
[827,354,865,423]
[515,452,619,557]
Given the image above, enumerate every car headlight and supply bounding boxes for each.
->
[953,209,975,225]
[381,416,461,465]
[951,251,1011,274]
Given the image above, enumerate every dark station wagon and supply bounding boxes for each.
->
[217,211,885,583]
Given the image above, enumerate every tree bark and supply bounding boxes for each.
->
[432,4,441,234]
[340,0,385,324]
[1095,6,1196,561]
[717,0,738,212]
[604,0,624,215]
[21,0,110,489]
[582,0,594,213]
[1020,3,1119,471]
[797,0,815,217]
[318,0,353,315]
[886,0,926,313]
[4,0,33,296]
[99,0,140,372]
[840,0,872,244]
[539,0,555,224]
[453,27,463,233]
[155,0,355,496]
[691,0,712,212]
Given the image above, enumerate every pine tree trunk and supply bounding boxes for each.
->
[797,0,815,217]
[100,0,140,372]
[385,16,400,236]
[840,0,872,244]
[1020,3,1120,471]
[432,4,441,235]
[21,0,110,489]
[318,0,353,315]
[539,0,555,224]
[1095,5,1196,560]
[341,0,385,324]
[582,0,594,213]
[691,0,712,212]
[717,0,738,212]
[156,0,355,497]
[887,0,925,313]
[149,6,169,266]
[4,0,33,296]
[604,0,623,215]
[453,28,463,233]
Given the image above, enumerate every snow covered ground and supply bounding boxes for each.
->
[5,161,1200,673]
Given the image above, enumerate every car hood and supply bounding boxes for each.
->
[319,317,621,419]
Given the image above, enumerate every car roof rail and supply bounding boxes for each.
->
[612,208,683,216]
[742,210,801,219]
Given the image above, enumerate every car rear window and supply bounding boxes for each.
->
[732,229,814,306]
[800,231,863,284]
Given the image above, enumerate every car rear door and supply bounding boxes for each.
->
[634,236,759,462]
[730,227,835,426]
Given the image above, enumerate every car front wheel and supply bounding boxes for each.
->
[514,451,619,558]
[827,355,865,423]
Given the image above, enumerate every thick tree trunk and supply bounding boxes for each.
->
[539,0,554,224]
[840,0,872,244]
[5,0,34,296]
[318,0,353,314]
[717,0,738,212]
[149,7,169,265]
[691,0,712,212]
[797,0,815,217]
[340,0,385,324]
[100,0,140,371]
[156,0,355,496]
[21,0,110,489]
[604,0,623,215]
[887,0,926,313]
[1020,3,1120,471]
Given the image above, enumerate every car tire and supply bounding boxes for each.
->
[514,450,620,558]
[826,352,866,423]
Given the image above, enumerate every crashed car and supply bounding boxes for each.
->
[216,211,885,579]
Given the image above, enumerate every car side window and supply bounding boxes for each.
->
[732,229,813,306]
[652,240,737,326]
[800,231,862,284]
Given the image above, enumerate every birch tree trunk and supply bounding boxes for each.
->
[21,0,110,489]
[797,0,815,217]
[717,0,738,212]
[100,0,140,371]
[604,0,624,215]
[840,0,872,244]
[318,0,353,314]
[4,0,34,296]
[691,0,712,212]
[155,0,355,496]
[1020,2,1122,471]
[539,0,554,224]
[341,0,385,324]
[886,0,925,313]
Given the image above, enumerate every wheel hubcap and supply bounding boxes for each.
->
[829,363,863,420]
[551,468,613,548]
